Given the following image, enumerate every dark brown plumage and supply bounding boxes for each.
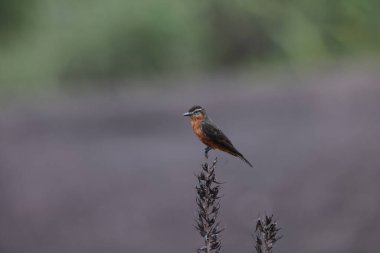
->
[183,105,253,167]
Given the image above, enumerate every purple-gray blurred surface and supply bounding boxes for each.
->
[1,65,380,252]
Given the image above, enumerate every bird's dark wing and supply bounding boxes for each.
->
[201,121,238,153]
[202,120,253,168]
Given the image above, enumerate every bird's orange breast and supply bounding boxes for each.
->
[191,118,216,148]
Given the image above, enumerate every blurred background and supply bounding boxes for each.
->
[0,0,379,252]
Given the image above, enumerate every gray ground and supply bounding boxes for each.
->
[1,62,380,253]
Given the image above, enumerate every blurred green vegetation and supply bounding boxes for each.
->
[0,0,379,90]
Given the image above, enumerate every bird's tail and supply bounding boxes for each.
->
[223,146,253,168]
[237,153,253,168]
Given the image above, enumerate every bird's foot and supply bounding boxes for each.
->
[204,146,212,159]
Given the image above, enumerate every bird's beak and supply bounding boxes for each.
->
[183,112,192,117]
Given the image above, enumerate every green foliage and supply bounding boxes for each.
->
[0,0,36,40]
[0,0,379,89]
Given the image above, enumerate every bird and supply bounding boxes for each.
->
[183,105,253,167]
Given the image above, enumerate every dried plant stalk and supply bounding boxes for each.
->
[195,158,223,253]
[255,215,282,253]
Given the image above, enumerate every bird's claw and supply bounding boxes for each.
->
[204,146,211,159]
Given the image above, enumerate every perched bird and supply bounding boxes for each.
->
[183,105,253,167]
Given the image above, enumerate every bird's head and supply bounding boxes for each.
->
[183,105,207,120]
